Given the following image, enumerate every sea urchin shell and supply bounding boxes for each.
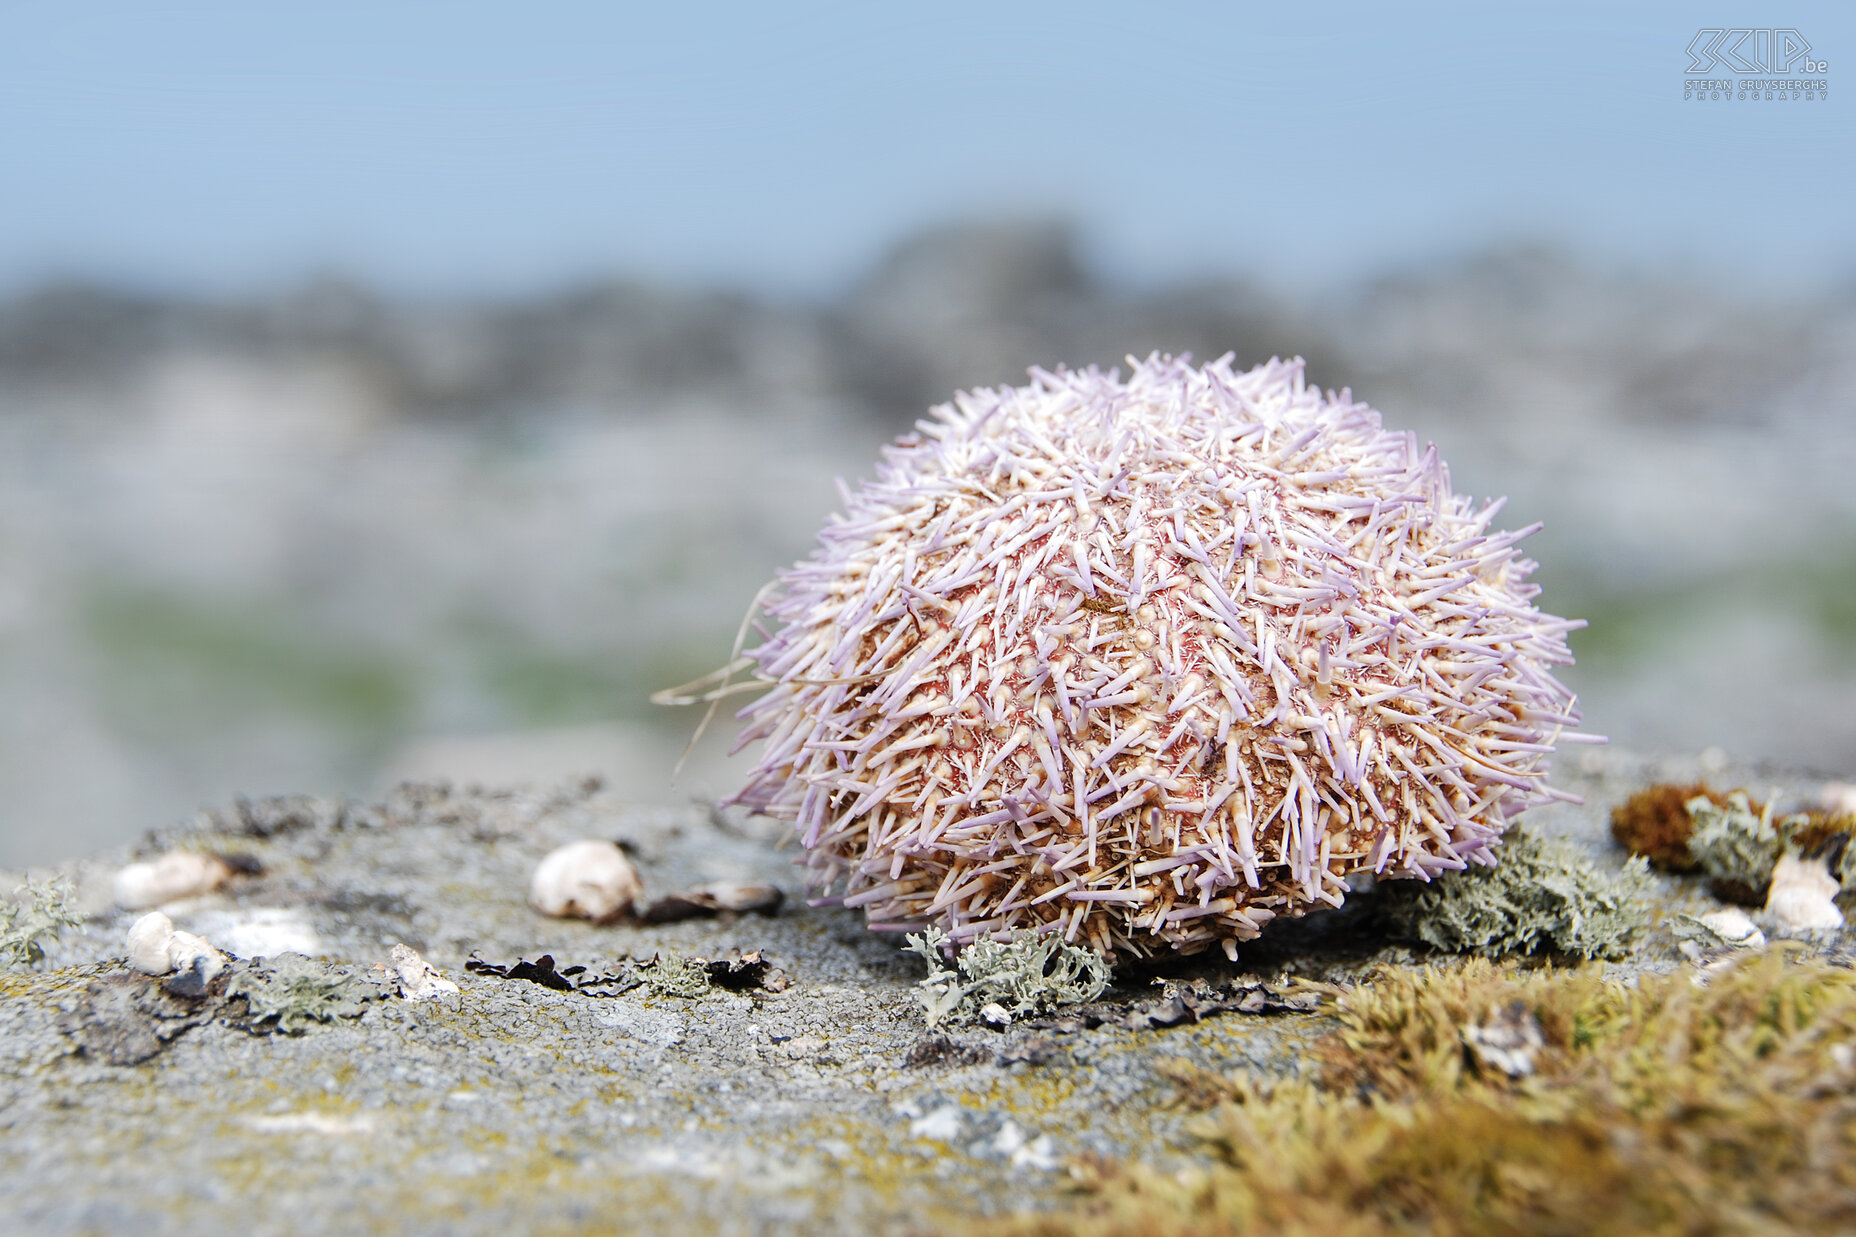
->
[729,355,1588,958]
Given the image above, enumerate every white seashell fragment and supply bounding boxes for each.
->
[113,852,233,909]
[125,911,178,974]
[123,910,225,991]
[1765,853,1844,937]
[165,930,225,995]
[390,943,460,1002]
[529,840,642,923]
[1697,907,1766,949]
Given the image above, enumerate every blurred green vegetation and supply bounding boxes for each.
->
[1555,541,1856,672]
[82,583,733,752]
[84,585,415,742]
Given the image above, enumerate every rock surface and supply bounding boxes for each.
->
[0,747,1847,1235]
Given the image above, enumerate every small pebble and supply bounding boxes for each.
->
[529,840,642,923]
[113,853,233,910]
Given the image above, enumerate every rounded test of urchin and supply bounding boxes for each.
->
[665,354,1595,959]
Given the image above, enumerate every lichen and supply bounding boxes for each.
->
[1373,830,1652,960]
[225,954,377,1034]
[634,955,712,1000]
[1686,790,1803,904]
[0,875,82,969]
[903,926,1110,1027]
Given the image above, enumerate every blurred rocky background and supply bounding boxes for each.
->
[2,219,1852,866]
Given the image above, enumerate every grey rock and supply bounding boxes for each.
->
[0,749,1847,1234]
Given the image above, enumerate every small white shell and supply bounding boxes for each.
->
[1765,853,1844,936]
[113,852,232,910]
[166,930,225,992]
[390,943,460,1002]
[1697,906,1766,949]
[529,840,642,923]
[125,911,178,974]
[123,910,225,987]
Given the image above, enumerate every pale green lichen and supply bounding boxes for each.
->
[1374,831,1653,960]
[226,954,376,1034]
[635,955,711,1000]
[0,875,82,970]
[1685,791,1797,894]
[903,926,1111,1027]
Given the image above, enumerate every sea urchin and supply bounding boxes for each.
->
[719,354,1589,959]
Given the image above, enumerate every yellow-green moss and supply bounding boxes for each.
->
[992,952,1856,1237]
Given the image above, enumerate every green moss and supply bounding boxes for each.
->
[84,584,414,737]
[1554,538,1856,673]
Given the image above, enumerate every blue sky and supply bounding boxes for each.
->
[0,2,1848,297]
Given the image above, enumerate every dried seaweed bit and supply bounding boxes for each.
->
[1609,783,1725,871]
[464,953,576,991]
[699,950,787,992]
[462,953,639,996]
[904,926,1112,1028]
[0,875,81,970]
[635,955,713,1000]
[1373,830,1653,960]
[224,955,378,1035]
[58,972,223,1066]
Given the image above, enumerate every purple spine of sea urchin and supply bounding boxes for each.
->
[729,354,1592,959]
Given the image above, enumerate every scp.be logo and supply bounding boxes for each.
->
[1685,28,1825,74]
